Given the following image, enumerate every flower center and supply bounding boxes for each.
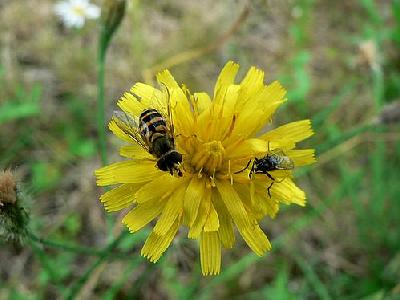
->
[190,140,225,175]
[72,5,86,17]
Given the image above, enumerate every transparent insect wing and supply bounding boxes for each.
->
[113,110,138,127]
[157,84,176,139]
[275,155,295,170]
[269,148,286,156]
[148,86,169,120]
[112,110,149,151]
[267,148,294,170]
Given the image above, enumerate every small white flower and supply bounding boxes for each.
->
[54,0,100,29]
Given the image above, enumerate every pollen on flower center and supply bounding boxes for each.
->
[190,140,225,175]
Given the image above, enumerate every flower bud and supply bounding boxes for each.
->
[0,169,17,206]
[101,0,126,37]
[0,169,29,244]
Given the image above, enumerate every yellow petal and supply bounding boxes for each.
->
[188,191,211,239]
[120,145,153,159]
[251,81,287,133]
[235,66,265,110]
[135,173,182,204]
[213,61,239,106]
[156,70,194,136]
[193,92,211,114]
[191,92,215,141]
[271,178,306,206]
[141,217,180,262]
[236,182,279,220]
[216,180,253,230]
[156,69,180,90]
[203,62,239,141]
[254,188,279,219]
[117,92,146,117]
[233,182,256,218]
[225,138,268,160]
[260,119,314,149]
[200,231,221,276]
[203,202,219,232]
[217,181,271,255]
[95,160,161,186]
[286,149,316,166]
[210,85,240,141]
[240,225,271,256]
[214,197,235,248]
[225,81,286,143]
[130,82,165,112]
[153,183,187,235]
[122,197,164,232]
[183,177,206,226]
[100,184,140,212]
[109,118,136,144]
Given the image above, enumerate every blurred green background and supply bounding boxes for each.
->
[1,0,400,299]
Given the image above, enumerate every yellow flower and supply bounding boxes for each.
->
[95,61,315,275]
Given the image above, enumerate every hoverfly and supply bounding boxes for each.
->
[111,87,183,176]
[235,147,294,197]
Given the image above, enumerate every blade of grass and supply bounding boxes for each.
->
[311,83,354,129]
[103,257,143,300]
[28,239,58,283]
[371,63,385,215]
[64,231,127,300]
[291,253,332,300]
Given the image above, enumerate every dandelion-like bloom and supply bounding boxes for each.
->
[54,0,100,29]
[95,62,315,275]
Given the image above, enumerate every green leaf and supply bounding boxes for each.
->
[262,264,298,300]
[31,161,61,192]
[0,85,41,125]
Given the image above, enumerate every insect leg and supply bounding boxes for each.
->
[249,162,257,179]
[267,181,274,198]
[276,177,286,183]
[266,171,275,198]
[234,159,252,174]
[265,171,274,181]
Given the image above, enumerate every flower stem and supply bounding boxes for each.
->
[97,22,120,240]
[97,28,108,166]
[97,5,125,165]
[26,230,132,259]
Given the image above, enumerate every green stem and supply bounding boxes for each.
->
[28,238,58,280]
[97,25,116,240]
[97,28,108,167]
[26,230,132,260]
[371,63,385,212]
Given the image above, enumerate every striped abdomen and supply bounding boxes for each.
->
[139,109,169,152]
